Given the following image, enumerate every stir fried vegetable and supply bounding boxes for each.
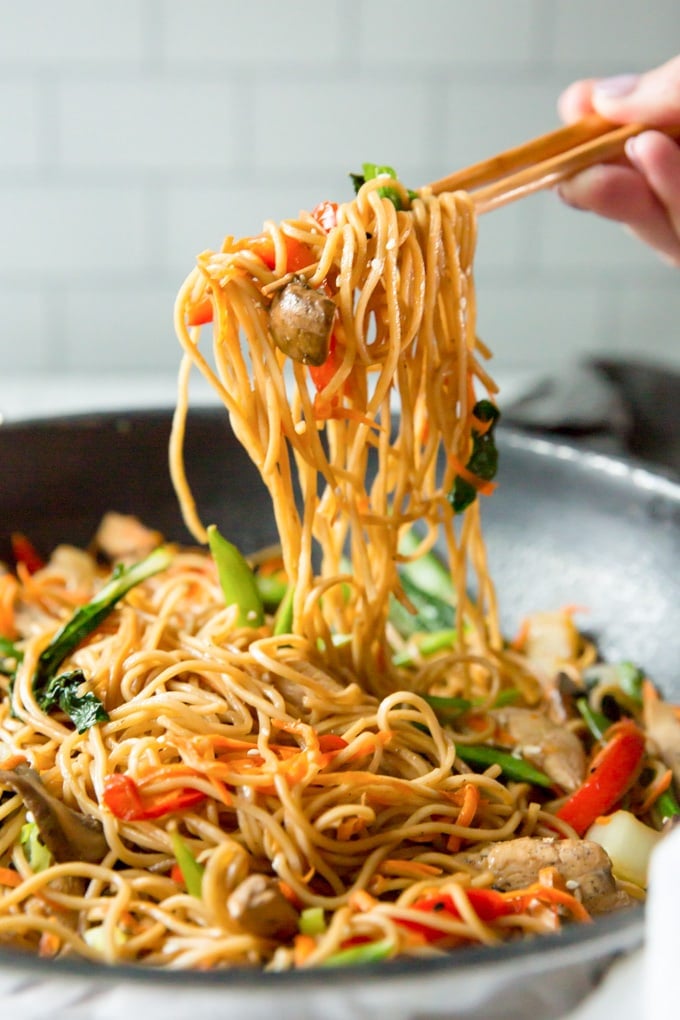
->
[449,400,500,514]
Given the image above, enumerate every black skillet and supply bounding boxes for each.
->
[0,408,678,1020]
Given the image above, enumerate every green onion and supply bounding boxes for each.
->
[456,744,553,788]
[20,821,52,873]
[273,584,295,636]
[255,572,288,610]
[654,785,680,825]
[392,629,458,667]
[298,906,327,937]
[207,525,264,628]
[322,937,393,967]
[170,831,205,899]
[423,694,472,720]
[576,697,610,741]
[398,531,456,604]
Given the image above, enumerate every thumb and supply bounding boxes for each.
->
[592,54,680,126]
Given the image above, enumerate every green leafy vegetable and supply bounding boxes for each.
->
[207,525,264,628]
[37,670,109,734]
[170,830,205,899]
[392,628,459,667]
[391,574,455,638]
[31,546,171,730]
[654,785,680,825]
[398,530,457,604]
[322,937,393,967]
[349,163,412,210]
[449,400,501,514]
[576,697,609,741]
[0,636,22,678]
[34,546,172,690]
[456,743,553,788]
[254,571,288,610]
[20,821,52,872]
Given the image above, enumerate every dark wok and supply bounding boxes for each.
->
[0,408,678,1020]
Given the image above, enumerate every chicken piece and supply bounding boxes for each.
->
[489,706,586,792]
[523,610,582,679]
[643,687,680,793]
[461,836,633,915]
[94,512,162,564]
[48,545,98,589]
[227,874,299,940]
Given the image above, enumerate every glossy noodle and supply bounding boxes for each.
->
[0,173,674,970]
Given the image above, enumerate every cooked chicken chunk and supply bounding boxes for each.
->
[489,706,587,792]
[95,513,162,563]
[461,836,633,915]
[643,691,680,794]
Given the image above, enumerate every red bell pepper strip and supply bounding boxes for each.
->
[245,234,313,274]
[102,773,207,821]
[555,722,646,836]
[311,200,338,233]
[186,236,314,326]
[398,888,518,940]
[398,882,590,943]
[11,533,44,574]
[309,333,340,393]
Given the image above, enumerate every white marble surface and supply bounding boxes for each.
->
[1,371,675,1020]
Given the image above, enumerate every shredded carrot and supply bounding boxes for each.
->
[0,574,19,638]
[447,782,479,851]
[0,754,27,772]
[380,860,443,878]
[639,768,673,815]
[515,881,591,924]
[537,866,568,891]
[278,881,302,908]
[510,618,530,652]
[337,815,367,841]
[38,929,61,958]
[293,934,316,966]
[448,453,497,497]
[0,867,22,888]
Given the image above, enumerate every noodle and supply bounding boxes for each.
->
[0,172,672,970]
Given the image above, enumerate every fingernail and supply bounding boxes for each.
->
[556,185,583,211]
[624,135,642,168]
[593,73,639,98]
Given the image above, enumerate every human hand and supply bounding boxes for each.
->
[557,54,680,265]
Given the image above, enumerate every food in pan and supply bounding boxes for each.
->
[0,167,677,969]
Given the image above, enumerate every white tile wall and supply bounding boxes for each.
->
[0,0,678,379]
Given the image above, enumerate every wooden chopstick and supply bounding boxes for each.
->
[427,117,680,213]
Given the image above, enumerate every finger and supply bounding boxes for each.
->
[557,80,598,123]
[592,54,680,125]
[625,130,680,246]
[558,163,680,265]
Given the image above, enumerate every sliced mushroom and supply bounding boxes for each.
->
[489,706,587,792]
[0,764,107,864]
[269,276,335,366]
[461,836,633,915]
[227,873,299,940]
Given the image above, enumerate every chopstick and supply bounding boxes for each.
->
[428,116,680,213]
